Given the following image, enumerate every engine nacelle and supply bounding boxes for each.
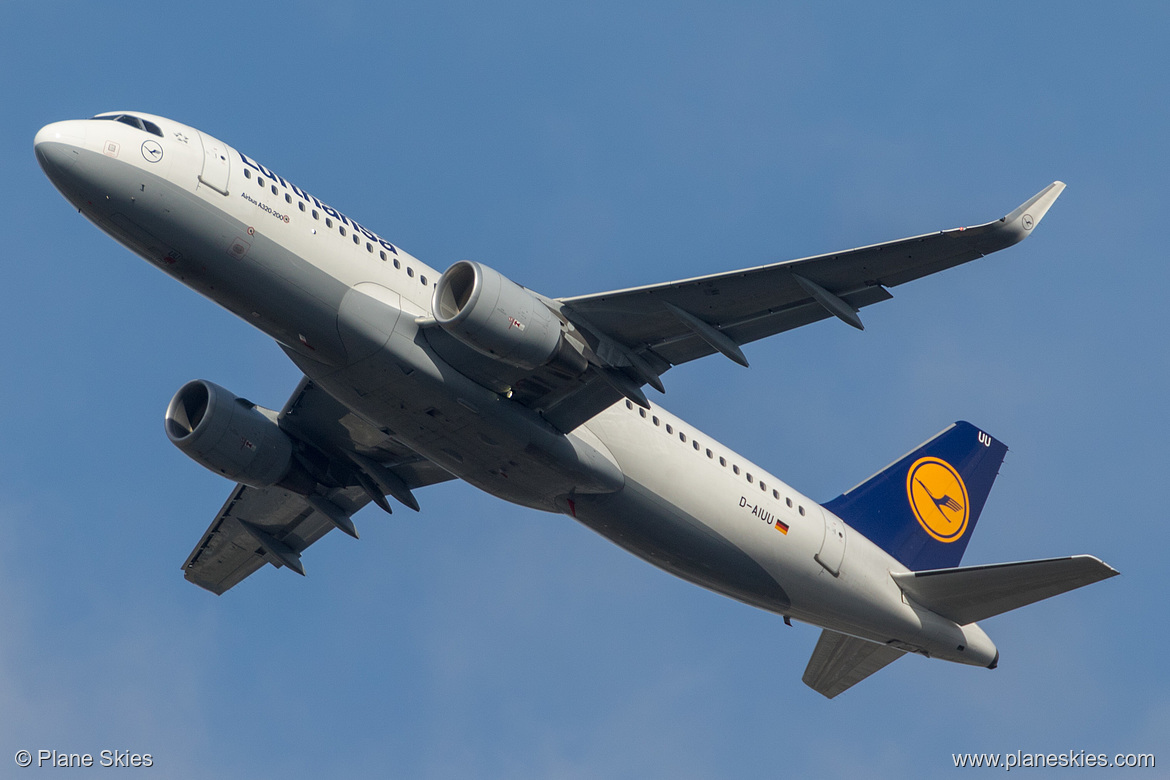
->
[432,260,571,371]
[165,380,293,487]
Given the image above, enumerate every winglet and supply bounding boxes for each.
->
[995,181,1066,245]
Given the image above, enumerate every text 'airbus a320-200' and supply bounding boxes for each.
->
[35,112,1117,698]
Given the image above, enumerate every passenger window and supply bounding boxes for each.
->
[786,497,793,508]
[339,226,347,237]
[379,250,387,261]
[639,408,646,418]
[367,242,374,253]
[799,506,806,516]
[285,194,292,204]
[719,457,726,467]
[271,185,278,195]
[394,259,401,269]
[666,424,673,434]
[244,169,252,179]
[692,441,700,451]
[299,202,306,212]
[733,465,741,475]
[407,267,415,278]
[421,276,428,285]
[312,210,320,220]
[326,218,333,228]
[625,400,633,410]
[706,449,713,458]
[747,474,753,483]
[772,489,779,499]
[679,432,686,443]
[760,482,767,491]
[652,416,660,426]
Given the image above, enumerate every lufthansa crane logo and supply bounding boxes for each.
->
[906,457,969,543]
[141,140,164,163]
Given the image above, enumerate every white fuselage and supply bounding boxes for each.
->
[34,113,996,668]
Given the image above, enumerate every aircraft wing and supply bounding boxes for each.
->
[423,184,1064,432]
[560,182,1064,369]
[181,378,455,594]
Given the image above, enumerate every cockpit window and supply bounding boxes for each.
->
[91,113,164,138]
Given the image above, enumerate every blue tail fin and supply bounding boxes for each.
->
[823,422,1007,570]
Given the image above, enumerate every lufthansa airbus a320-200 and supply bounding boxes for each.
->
[36,112,1117,698]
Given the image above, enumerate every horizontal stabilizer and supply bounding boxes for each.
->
[892,555,1119,626]
[802,629,906,699]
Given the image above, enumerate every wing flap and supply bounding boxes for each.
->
[182,379,455,595]
[891,554,1119,626]
[645,283,894,366]
[182,487,268,594]
[561,183,1064,370]
[411,185,1061,433]
[182,483,367,594]
[802,629,906,699]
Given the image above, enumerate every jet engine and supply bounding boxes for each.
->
[432,260,585,372]
[165,379,294,487]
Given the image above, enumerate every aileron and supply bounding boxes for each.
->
[559,183,1065,379]
[181,380,455,594]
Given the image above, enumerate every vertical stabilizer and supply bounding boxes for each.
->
[823,422,1007,570]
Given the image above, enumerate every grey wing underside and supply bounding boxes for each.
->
[530,182,1064,431]
[181,378,454,595]
[802,629,906,699]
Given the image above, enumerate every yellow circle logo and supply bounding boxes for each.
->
[906,457,969,543]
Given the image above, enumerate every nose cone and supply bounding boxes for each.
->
[34,120,87,184]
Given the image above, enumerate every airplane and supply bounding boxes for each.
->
[35,112,1118,698]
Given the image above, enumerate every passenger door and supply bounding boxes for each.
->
[815,507,846,576]
[197,131,230,195]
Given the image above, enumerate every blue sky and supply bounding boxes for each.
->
[2,2,1167,777]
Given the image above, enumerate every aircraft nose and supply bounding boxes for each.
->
[34,120,87,180]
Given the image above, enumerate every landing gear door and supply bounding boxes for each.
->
[815,507,846,576]
[197,131,231,196]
